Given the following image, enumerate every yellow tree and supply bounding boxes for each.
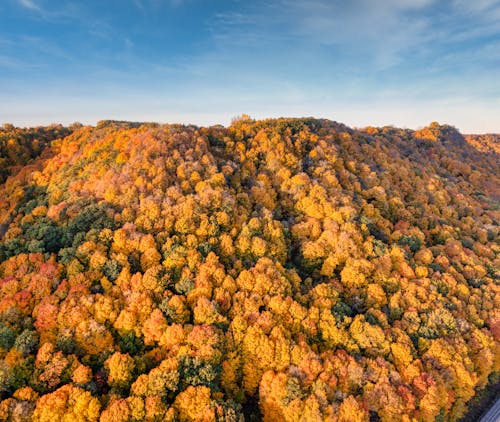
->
[32,385,101,422]
[105,352,135,389]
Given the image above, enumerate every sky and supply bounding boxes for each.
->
[0,0,499,132]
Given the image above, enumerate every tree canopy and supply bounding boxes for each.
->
[0,118,498,421]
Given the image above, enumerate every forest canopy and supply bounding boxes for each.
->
[0,118,498,421]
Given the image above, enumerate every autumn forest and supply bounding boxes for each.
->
[0,117,498,421]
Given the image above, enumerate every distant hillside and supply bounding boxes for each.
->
[0,118,498,421]
[465,134,500,155]
[0,124,74,183]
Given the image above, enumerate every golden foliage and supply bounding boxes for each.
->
[0,119,498,421]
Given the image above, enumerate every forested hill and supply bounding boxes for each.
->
[0,117,498,421]
[0,124,74,184]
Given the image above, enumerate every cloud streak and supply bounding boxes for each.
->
[132,0,186,10]
[17,0,40,11]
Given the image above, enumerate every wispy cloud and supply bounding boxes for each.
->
[15,1,100,26]
[17,0,40,11]
[452,0,500,14]
[202,1,440,70]
[22,35,73,61]
[132,0,186,10]
[205,0,500,71]
[0,54,34,69]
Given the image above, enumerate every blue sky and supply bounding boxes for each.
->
[1,0,499,132]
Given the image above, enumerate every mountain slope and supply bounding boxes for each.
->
[0,118,498,421]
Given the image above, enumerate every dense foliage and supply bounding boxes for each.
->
[0,117,498,421]
[464,134,500,156]
[0,124,74,184]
